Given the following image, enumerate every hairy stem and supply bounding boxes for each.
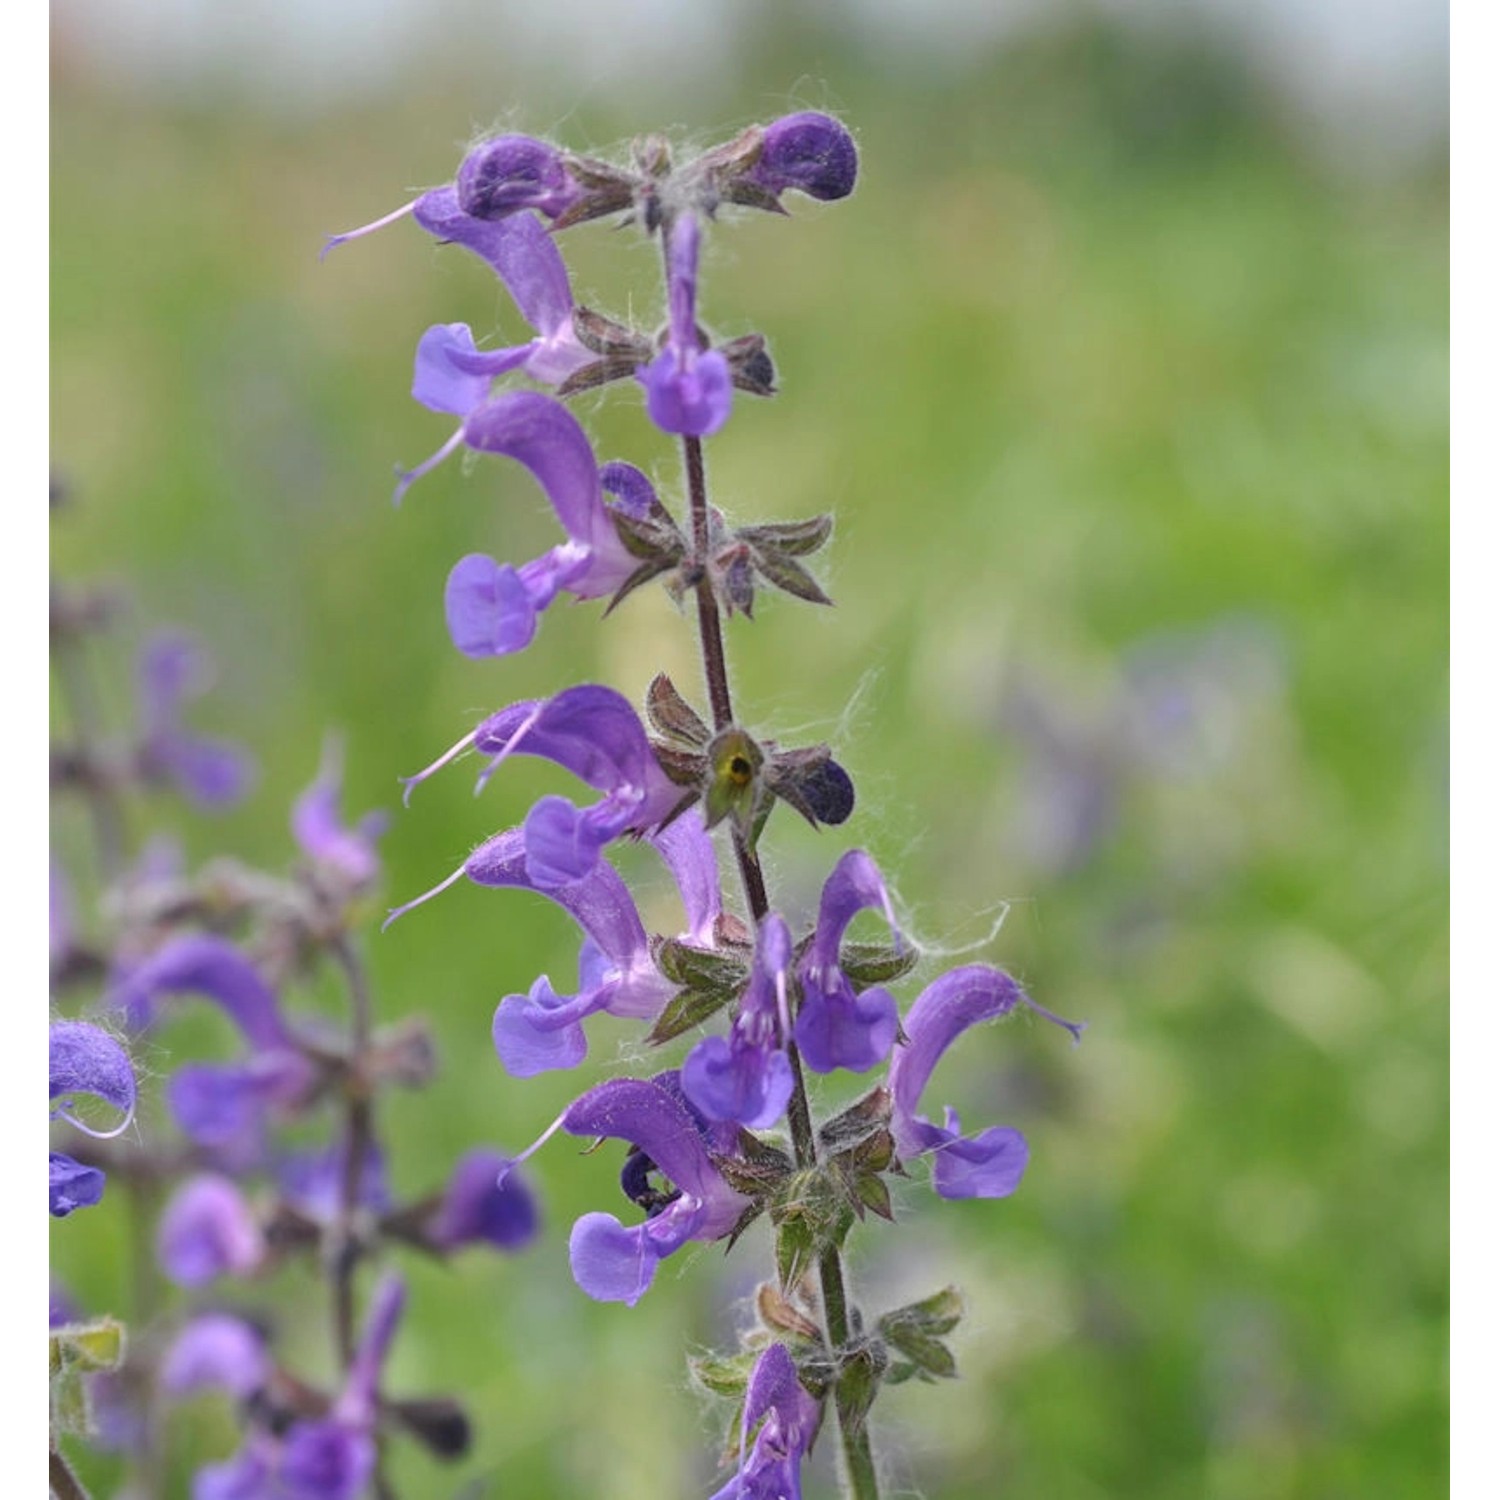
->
[329,931,376,1370]
[678,431,880,1500]
[49,1448,89,1500]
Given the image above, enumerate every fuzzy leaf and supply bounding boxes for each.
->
[749,546,833,606]
[840,940,918,990]
[738,514,834,557]
[654,939,748,992]
[645,985,739,1047]
[689,1351,757,1399]
[646,674,711,747]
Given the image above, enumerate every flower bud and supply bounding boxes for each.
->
[754,113,858,202]
[456,135,579,221]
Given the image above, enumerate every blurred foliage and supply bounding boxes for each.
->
[50,11,1446,1499]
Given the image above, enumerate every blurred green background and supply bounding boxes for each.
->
[50,2,1448,1496]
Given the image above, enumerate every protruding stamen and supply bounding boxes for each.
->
[392,427,465,507]
[319,199,418,262]
[1020,994,1088,1045]
[381,862,468,931]
[398,729,478,808]
[498,1112,568,1182]
[472,700,546,797]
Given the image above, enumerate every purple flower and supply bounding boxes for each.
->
[162,1312,271,1400]
[552,1077,750,1305]
[401,684,686,887]
[292,739,388,888]
[411,392,650,657]
[427,1149,539,1253]
[639,214,732,438]
[137,633,255,809]
[277,1141,391,1223]
[887,965,1083,1200]
[708,1342,819,1500]
[750,113,859,205]
[793,850,902,1075]
[49,1019,136,1217]
[157,1174,266,1286]
[387,812,719,1078]
[682,914,795,1128]
[108,935,317,1152]
[456,135,583,221]
[320,135,581,262]
[191,1275,403,1500]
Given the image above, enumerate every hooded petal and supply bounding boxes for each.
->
[752,112,859,203]
[650,809,722,947]
[455,135,582,221]
[108,935,293,1050]
[49,1020,136,1137]
[562,1077,747,1238]
[462,390,602,547]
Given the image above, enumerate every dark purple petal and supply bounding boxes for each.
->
[456,135,581,221]
[107,935,292,1050]
[567,1194,707,1306]
[754,113,858,202]
[598,461,659,521]
[431,1150,540,1252]
[49,1020,136,1136]
[157,1174,265,1286]
[161,1313,270,1399]
[49,1153,105,1217]
[888,965,1023,1143]
[464,830,666,1015]
[683,913,794,1126]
